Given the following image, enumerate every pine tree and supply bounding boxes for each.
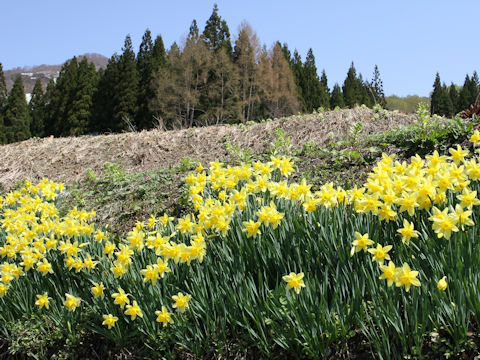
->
[371,65,386,108]
[343,62,362,108]
[468,71,479,105]
[0,63,6,144]
[43,79,56,135]
[92,54,120,132]
[281,43,291,65]
[47,57,79,136]
[152,35,166,70]
[457,74,473,112]
[0,113,5,144]
[0,63,7,110]
[65,58,98,135]
[440,83,454,117]
[136,29,155,129]
[29,79,46,137]
[320,70,329,97]
[330,83,344,108]
[448,83,459,115]
[290,50,304,109]
[233,21,260,123]
[4,76,30,143]
[430,72,443,115]
[202,3,232,54]
[301,48,328,111]
[360,75,374,108]
[430,74,453,117]
[112,35,139,132]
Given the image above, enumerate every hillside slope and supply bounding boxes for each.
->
[0,107,416,189]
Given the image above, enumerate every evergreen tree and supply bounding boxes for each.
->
[301,48,328,111]
[371,65,386,108]
[152,35,166,70]
[29,79,46,137]
[448,83,459,115]
[65,58,98,135]
[458,74,472,111]
[468,71,479,105]
[4,76,30,143]
[188,20,200,41]
[136,29,155,129]
[430,73,453,116]
[320,70,329,97]
[92,54,120,132]
[281,43,291,65]
[0,63,6,144]
[233,21,260,123]
[0,63,7,110]
[342,62,362,108]
[441,83,454,117]
[47,57,79,136]
[202,3,232,54]
[430,72,443,115]
[112,35,139,132]
[43,79,56,135]
[290,50,305,109]
[330,83,344,108]
[0,113,5,144]
[360,75,374,108]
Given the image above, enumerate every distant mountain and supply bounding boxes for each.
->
[4,53,108,94]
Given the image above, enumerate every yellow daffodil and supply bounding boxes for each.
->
[395,263,421,292]
[102,314,118,329]
[350,232,374,256]
[282,272,306,294]
[35,292,49,309]
[124,300,143,320]
[437,276,448,290]
[368,244,393,265]
[172,292,191,313]
[155,306,174,327]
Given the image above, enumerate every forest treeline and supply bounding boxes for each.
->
[0,5,387,144]
[429,71,480,118]
[1,4,477,145]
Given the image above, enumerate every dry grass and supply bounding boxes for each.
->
[0,107,417,189]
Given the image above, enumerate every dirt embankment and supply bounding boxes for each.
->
[0,107,417,188]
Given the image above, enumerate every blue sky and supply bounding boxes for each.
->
[1,0,478,96]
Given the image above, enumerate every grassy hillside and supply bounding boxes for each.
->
[0,105,478,359]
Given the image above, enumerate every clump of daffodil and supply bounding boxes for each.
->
[282,272,306,294]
